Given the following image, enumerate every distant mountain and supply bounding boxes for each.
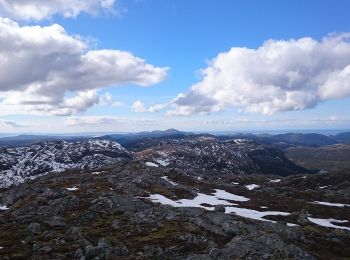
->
[0,139,132,187]
[269,133,338,147]
[219,132,345,149]
[331,132,350,143]
[285,144,350,172]
[100,129,189,147]
[2,130,350,149]
[0,135,87,148]
[134,136,309,176]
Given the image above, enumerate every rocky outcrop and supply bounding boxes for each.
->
[0,161,349,259]
[0,139,132,187]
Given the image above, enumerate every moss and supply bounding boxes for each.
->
[148,185,173,198]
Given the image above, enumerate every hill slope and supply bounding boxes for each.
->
[0,161,349,259]
[0,139,132,187]
[134,136,309,176]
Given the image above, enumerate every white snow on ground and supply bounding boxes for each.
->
[156,159,170,166]
[149,193,237,210]
[245,184,260,190]
[231,182,239,185]
[149,189,248,210]
[213,189,250,202]
[92,171,101,175]
[0,247,3,249]
[319,185,330,189]
[225,206,290,222]
[66,186,79,191]
[0,205,9,211]
[260,206,268,209]
[287,223,299,227]
[307,217,350,231]
[161,176,178,186]
[311,201,350,208]
[148,190,294,224]
[269,179,281,183]
[146,162,158,167]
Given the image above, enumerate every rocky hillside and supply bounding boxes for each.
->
[0,139,132,188]
[0,161,349,259]
[0,136,309,188]
[286,144,350,172]
[134,136,309,176]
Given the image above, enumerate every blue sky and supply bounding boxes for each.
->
[0,0,350,133]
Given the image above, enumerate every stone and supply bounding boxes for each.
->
[214,204,225,212]
[27,222,40,234]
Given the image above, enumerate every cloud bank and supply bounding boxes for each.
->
[170,34,350,116]
[0,0,116,21]
[0,18,168,116]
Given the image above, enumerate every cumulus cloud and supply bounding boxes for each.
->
[131,100,167,113]
[0,18,168,116]
[100,93,122,107]
[170,34,350,116]
[0,0,117,21]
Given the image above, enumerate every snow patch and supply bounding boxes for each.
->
[156,159,170,166]
[66,186,79,191]
[161,176,178,186]
[319,185,330,189]
[311,201,350,208]
[287,223,299,227]
[146,162,158,167]
[307,217,350,231]
[213,189,250,202]
[225,206,290,222]
[245,184,260,190]
[0,205,9,211]
[269,179,281,183]
[149,193,237,210]
[147,189,291,224]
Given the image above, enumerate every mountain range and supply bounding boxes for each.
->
[0,129,349,258]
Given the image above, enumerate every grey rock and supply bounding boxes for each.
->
[214,204,225,212]
[111,219,120,229]
[143,245,163,258]
[45,217,66,228]
[113,244,129,256]
[75,248,84,258]
[27,222,40,234]
[39,246,52,252]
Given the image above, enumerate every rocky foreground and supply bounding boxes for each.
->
[0,161,349,259]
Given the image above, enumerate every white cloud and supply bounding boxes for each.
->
[131,100,167,113]
[0,0,117,21]
[131,100,147,113]
[0,18,168,116]
[170,34,350,116]
[50,90,100,116]
[1,120,26,128]
[64,116,157,127]
[100,92,122,107]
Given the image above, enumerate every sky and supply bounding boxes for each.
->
[0,0,350,133]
